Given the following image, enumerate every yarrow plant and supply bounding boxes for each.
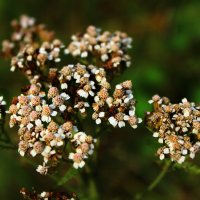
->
[0,15,199,199]
[146,95,200,163]
[1,15,143,199]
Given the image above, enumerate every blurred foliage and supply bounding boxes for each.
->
[0,0,200,199]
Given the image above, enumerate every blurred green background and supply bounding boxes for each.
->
[0,0,200,199]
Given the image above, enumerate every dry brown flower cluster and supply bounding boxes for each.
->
[65,25,132,70]
[146,95,200,164]
[3,15,141,175]
[20,187,78,200]
[1,15,62,82]
[1,15,54,58]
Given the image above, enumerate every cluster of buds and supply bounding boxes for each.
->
[8,84,95,174]
[0,96,6,120]
[20,188,78,200]
[146,95,200,164]
[65,26,132,70]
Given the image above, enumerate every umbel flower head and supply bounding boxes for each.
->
[4,16,142,175]
[20,187,78,200]
[146,95,200,164]
[65,25,132,70]
[8,64,141,174]
[8,82,96,174]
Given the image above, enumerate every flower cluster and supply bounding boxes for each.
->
[92,78,142,128]
[1,15,63,83]
[3,16,141,176]
[1,15,54,58]
[20,188,78,200]
[10,39,63,80]
[146,95,200,164]
[8,83,95,174]
[8,63,141,174]
[69,132,95,169]
[0,96,6,120]
[65,26,132,70]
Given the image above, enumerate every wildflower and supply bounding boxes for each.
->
[20,187,78,200]
[65,26,132,70]
[146,95,200,164]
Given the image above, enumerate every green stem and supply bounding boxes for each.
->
[147,160,171,191]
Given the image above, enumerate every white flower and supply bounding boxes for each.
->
[27,123,33,130]
[60,92,70,100]
[77,89,89,98]
[108,116,118,127]
[101,54,109,62]
[61,83,68,89]
[59,105,66,112]
[19,150,25,156]
[99,112,105,118]
[0,96,6,105]
[163,148,169,154]
[118,121,125,128]
[178,156,185,164]
[35,119,42,126]
[73,160,85,169]
[159,154,165,160]
[153,132,159,137]
[182,149,188,155]
[30,149,37,157]
[81,51,88,58]
[96,118,101,124]
[41,115,51,123]
[116,84,122,89]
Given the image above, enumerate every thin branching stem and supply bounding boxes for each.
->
[147,160,171,191]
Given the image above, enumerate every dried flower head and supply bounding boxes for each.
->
[146,95,200,164]
[1,15,54,58]
[20,187,78,200]
[65,26,132,70]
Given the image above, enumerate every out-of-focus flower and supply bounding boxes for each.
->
[20,187,78,200]
[146,95,200,164]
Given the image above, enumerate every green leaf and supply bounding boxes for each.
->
[57,167,78,186]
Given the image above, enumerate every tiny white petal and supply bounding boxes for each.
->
[159,154,165,160]
[51,111,57,116]
[99,112,105,118]
[96,118,101,124]
[59,105,66,112]
[61,83,68,89]
[118,121,125,128]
